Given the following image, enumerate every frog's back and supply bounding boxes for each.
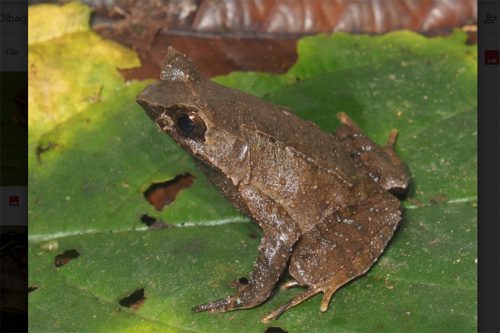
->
[199,80,406,233]
[240,125,384,233]
[201,80,356,180]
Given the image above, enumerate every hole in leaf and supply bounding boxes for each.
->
[231,276,250,290]
[119,288,146,310]
[54,249,80,267]
[140,214,156,226]
[265,327,288,333]
[140,214,171,230]
[143,173,196,211]
[28,286,38,293]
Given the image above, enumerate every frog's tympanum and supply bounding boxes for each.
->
[137,47,410,322]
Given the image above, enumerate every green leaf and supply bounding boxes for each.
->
[30,203,475,332]
[29,4,476,332]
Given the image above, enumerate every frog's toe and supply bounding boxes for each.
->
[336,112,360,129]
[385,129,399,147]
[261,287,321,322]
[261,284,341,322]
[280,279,300,290]
[192,296,238,313]
[319,287,336,312]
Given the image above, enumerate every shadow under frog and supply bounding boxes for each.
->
[136,47,410,322]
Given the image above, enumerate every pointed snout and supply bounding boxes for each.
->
[136,80,202,123]
[136,83,164,121]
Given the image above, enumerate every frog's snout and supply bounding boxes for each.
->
[136,86,162,121]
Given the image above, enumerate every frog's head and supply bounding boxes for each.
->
[136,47,250,184]
[136,47,207,144]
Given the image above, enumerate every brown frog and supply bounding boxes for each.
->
[136,47,410,322]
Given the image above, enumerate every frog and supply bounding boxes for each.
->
[136,47,410,322]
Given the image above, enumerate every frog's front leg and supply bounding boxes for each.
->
[193,230,298,313]
[193,186,301,313]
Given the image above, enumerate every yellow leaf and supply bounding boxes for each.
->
[28,3,140,144]
[28,2,91,45]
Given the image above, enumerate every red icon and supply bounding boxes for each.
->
[485,50,499,65]
[9,195,20,206]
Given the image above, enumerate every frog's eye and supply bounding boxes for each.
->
[173,110,206,140]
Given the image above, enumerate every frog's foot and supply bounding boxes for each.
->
[192,295,241,313]
[262,285,339,323]
[193,279,280,314]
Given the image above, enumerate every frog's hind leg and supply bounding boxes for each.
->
[261,283,340,322]
[338,112,397,150]
[335,112,410,193]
